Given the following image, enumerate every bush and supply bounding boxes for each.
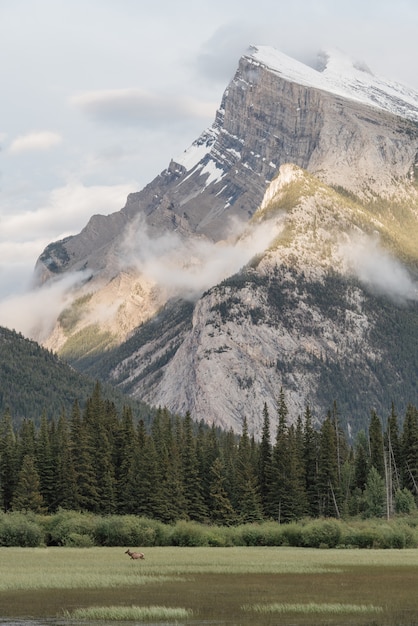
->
[395,489,417,515]
[302,519,342,548]
[43,510,96,546]
[171,521,210,546]
[281,522,303,547]
[0,512,43,547]
[94,515,166,547]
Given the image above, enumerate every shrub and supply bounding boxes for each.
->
[171,521,209,546]
[395,489,417,515]
[94,515,165,547]
[281,522,303,547]
[302,519,342,548]
[0,512,43,547]
[43,510,96,546]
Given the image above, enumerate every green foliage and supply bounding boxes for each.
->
[0,326,152,426]
[301,519,342,548]
[395,488,417,514]
[0,512,43,546]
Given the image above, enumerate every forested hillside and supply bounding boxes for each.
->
[0,326,153,426]
[1,382,417,523]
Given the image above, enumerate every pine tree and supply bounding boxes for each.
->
[182,412,207,521]
[317,415,340,517]
[303,405,319,517]
[70,399,99,511]
[269,389,291,521]
[209,456,236,525]
[83,383,116,513]
[258,403,272,516]
[0,409,17,512]
[12,454,45,513]
[235,417,263,523]
[116,405,139,513]
[52,411,78,511]
[36,413,55,511]
[402,404,418,496]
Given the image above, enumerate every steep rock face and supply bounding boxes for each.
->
[102,165,418,435]
[34,46,418,435]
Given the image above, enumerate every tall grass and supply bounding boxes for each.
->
[65,605,193,621]
[244,602,383,615]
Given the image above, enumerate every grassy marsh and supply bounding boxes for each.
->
[1,546,418,624]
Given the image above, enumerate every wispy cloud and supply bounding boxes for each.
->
[71,89,216,127]
[9,131,62,154]
[121,214,285,297]
[0,181,136,243]
[339,233,418,302]
[0,270,91,341]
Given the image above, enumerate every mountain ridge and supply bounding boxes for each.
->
[32,45,418,436]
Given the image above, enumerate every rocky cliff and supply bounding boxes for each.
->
[35,46,418,437]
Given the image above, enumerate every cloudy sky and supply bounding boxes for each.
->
[1,0,418,312]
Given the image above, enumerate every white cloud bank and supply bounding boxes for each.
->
[9,131,62,154]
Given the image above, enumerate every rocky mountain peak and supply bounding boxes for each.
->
[34,45,418,437]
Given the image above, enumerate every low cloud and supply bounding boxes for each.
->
[339,233,418,302]
[121,214,284,298]
[0,270,91,342]
[71,89,216,127]
[9,131,62,154]
[0,181,136,244]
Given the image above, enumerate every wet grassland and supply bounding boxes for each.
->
[1,546,418,625]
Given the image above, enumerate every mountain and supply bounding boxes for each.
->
[34,45,418,437]
[0,325,153,426]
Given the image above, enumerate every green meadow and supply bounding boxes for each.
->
[1,546,418,624]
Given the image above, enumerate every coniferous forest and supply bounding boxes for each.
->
[1,382,418,525]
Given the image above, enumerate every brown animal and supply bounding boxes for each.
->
[125,548,145,560]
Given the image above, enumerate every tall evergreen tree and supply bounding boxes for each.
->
[36,413,55,511]
[52,411,78,511]
[0,409,17,512]
[209,456,236,525]
[402,404,418,496]
[317,415,340,517]
[303,405,319,517]
[182,411,207,521]
[258,403,272,516]
[70,399,99,511]
[235,417,263,523]
[12,454,45,513]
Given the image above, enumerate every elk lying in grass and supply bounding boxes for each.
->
[125,548,145,560]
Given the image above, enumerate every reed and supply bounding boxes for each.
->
[65,605,193,621]
[243,602,383,615]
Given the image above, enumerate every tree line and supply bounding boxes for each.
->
[0,383,417,524]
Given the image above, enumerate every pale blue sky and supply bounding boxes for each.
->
[0,0,417,307]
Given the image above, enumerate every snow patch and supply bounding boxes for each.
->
[248,45,418,123]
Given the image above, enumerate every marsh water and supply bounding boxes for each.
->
[1,576,418,626]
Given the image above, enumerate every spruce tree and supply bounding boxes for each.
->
[36,413,55,511]
[0,409,17,512]
[317,415,340,517]
[12,454,45,513]
[235,417,263,523]
[258,403,272,516]
[402,404,418,496]
[303,405,319,517]
[182,411,207,521]
[209,456,236,525]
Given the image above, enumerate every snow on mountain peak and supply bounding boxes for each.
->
[248,45,418,123]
